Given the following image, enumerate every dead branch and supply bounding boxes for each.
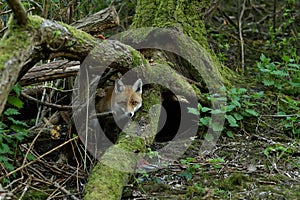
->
[19,60,80,86]
[6,0,28,26]
[20,91,72,110]
[71,6,119,35]
[238,0,246,72]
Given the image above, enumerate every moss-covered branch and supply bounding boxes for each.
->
[84,88,161,200]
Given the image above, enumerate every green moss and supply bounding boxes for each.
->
[186,183,207,197]
[0,15,41,70]
[85,163,127,200]
[57,21,94,44]
[22,190,48,200]
[131,0,235,87]
[220,173,249,190]
[130,48,146,68]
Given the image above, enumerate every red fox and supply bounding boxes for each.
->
[96,79,143,120]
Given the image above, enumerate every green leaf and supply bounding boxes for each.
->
[260,54,269,62]
[243,101,256,106]
[233,113,243,120]
[26,153,36,161]
[7,117,28,127]
[10,125,28,136]
[208,157,225,163]
[0,157,14,171]
[0,143,13,154]
[211,122,224,131]
[225,115,239,127]
[282,55,290,62]
[253,91,264,98]
[262,79,275,86]
[181,171,192,180]
[271,70,289,76]
[7,96,24,109]
[226,104,236,112]
[237,88,247,94]
[231,100,241,107]
[201,107,212,112]
[199,117,211,126]
[12,83,22,97]
[245,109,259,116]
[204,133,214,141]
[187,107,199,115]
[4,108,20,116]
[197,103,203,110]
[226,131,234,138]
[211,109,224,114]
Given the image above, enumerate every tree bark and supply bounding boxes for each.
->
[0,3,119,115]
[84,0,232,199]
[71,6,119,35]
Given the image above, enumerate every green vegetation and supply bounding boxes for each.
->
[0,0,299,199]
[0,84,28,173]
[180,157,201,180]
[257,54,300,95]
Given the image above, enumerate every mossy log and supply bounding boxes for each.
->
[0,5,118,115]
[84,88,161,200]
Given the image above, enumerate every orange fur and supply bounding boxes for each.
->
[96,79,142,119]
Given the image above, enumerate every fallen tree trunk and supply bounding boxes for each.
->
[84,87,161,200]
[0,4,120,114]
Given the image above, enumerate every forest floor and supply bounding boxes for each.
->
[123,128,300,199]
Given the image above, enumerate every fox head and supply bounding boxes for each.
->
[112,78,143,119]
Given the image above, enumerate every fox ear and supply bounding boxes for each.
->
[132,79,142,94]
[115,79,125,93]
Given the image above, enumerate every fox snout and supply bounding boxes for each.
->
[96,78,143,121]
[116,107,134,118]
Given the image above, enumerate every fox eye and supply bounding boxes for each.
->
[132,101,138,106]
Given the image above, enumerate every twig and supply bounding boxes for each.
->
[239,0,246,72]
[22,112,59,167]
[35,82,48,125]
[47,177,80,200]
[261,114,299,118]
[18,176,32,200]
[0,137,78,180]
[203,0,221,19]
[20,91,72,110]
